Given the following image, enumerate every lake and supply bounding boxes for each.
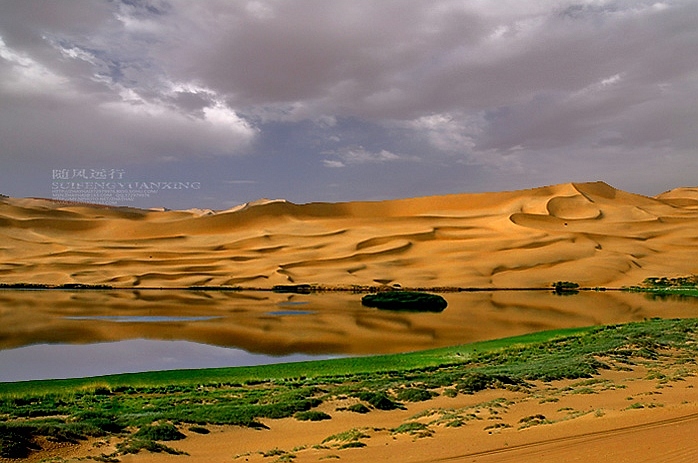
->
[1,289,696,382]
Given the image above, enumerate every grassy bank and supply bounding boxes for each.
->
[625,276,698,299]
[0,326,591,397]
[1,318,697,459]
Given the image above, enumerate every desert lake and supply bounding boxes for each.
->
[1,289,697,382]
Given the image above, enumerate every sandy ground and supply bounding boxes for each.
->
[2,181,698,289]
[20,352,698,463]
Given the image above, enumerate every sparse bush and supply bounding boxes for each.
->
[456,372,497,394]
[361,291,447,312]
[133,423,185,441]
[354,392,400,410]
[0,426,38,459]
[518,414,549,428]
[294,411,331,421]
[396,387,435,402]
[338,441,366,449]
[552,281,580,295]
[71,411,124,435]
[262,447,286,457]
[116,438,186,455]
[322,428,370,445]
[346,403,370,414]
[392,422,432,437]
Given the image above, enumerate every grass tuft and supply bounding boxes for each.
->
[294,411,331,421]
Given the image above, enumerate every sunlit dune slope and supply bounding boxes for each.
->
[1,181,697,288]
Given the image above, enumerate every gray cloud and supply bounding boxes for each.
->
[322,146,402,168]
[1,0,696,205]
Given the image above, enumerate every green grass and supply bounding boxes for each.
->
[0,325,592,397]
[294,411,332,421]
[392,422,431,436]
[322,428,370,445]
[1,318,696,459]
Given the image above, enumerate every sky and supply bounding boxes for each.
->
[1,0,697,210]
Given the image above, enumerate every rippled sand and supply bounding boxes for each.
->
[2,181,698,288]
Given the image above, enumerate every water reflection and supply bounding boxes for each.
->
[0,289,696,381]
[65,316,222,322]
[0,340,339,383]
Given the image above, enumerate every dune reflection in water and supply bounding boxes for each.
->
[0,289,697,382]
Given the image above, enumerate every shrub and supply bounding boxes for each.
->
[395,387,435,402]
[322,428,370,445]
[518,414,549,428]
[354,392,400,410]
[116,439,186,455]
[346,403,370,414]
[456,372,497,394]
[133,423,185,441]
[552,281,580,295]
[72,411,125,435]
[339,441,366,449]
[392,422,432,437]
[294,411,331,421]
[0,427,38,459]
[361,292,447,312]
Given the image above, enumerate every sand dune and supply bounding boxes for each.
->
[1,181,697,288]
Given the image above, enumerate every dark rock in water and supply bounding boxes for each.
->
[361,291,447,312]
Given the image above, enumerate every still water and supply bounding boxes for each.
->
[1,289,696,382]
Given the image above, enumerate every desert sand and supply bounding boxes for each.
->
[1,181,698,288]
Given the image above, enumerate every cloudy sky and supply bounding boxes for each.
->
[1,0,696,209]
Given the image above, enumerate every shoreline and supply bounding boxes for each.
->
[0,283,621,292]
[3,318,697,463]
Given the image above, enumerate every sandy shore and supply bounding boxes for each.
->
[2,181,698,289]
[23,349,698,463]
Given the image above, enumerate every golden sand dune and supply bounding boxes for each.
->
[1,181,697,288]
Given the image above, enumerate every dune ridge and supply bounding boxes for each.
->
[1,181,697,288]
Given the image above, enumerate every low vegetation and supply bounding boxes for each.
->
[625,275,698,299]
[361,291,448,312]
[272,284,314,294]
[0,283,113,290]
[1,318,696,459]
[642,276,698,288]
[0,319,698,461]
[552,281,580,295]
[294,411,332,421]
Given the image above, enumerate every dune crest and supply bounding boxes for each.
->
[1,182,697,288]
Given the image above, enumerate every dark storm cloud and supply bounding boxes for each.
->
[0,0,257,163]
[1,0,696,204]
